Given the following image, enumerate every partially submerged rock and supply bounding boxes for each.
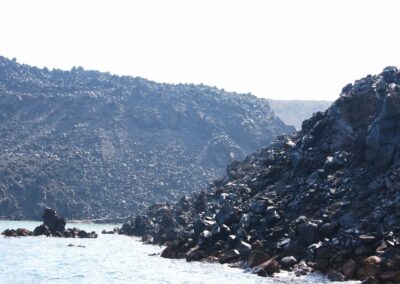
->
[2,228,32,237]
[2,208,97,238]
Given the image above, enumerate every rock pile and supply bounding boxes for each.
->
[2,208,97,238]
[0,55,294,220]
[119,67,400,283]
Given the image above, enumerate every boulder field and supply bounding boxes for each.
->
[118,67,400,283]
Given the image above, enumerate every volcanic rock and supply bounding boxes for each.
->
[279,256,297,269]
[0,55,294,220]
[247,250,271,268]
[2,228,32,237]
[2,208,97,238]
[218,249,240,264]
[119,67,400,282]
[33,224,51,236]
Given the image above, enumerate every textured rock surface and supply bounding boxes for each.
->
[0,56,294,219]
[119,67,400,282]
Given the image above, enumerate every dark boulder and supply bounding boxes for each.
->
[234,241,252,258]
[339,212,359,229]
[215,205,240,226]
[319,222,339,238]
[247,250,270,268]
[141,234,154,244]
[185,246,208,262]
[218,249,241,264]
[2,228,32,237]
[161,246,178,259]
[297,221,318,246]
[42,208,66,234]
[254,259,280,275]
[33,224,51,236]
[279,256,297,269]
[327,269,346,281]
[342,258,358,279]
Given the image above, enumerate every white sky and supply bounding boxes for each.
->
[1,0,399,100]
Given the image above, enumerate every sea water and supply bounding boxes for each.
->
[0,221,358,284]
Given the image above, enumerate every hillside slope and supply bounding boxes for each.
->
[120,67,400,282]
[0,56,294,219]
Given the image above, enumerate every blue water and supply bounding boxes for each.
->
[0,221,357,283]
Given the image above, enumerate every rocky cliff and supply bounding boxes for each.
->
[0,56,294,219]
[119,67,400,282]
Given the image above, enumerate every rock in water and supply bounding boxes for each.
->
[33,224,51,236]
[3,208,98,238]
[119,67,400,281]
[42,208,66,234]
[2,228,33,237]
[0,55,294,220]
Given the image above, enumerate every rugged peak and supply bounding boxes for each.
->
[300,66,400,170]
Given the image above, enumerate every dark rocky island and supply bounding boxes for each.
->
[0,56,294,220]
[118,67,400,283]
[2,208,97,238]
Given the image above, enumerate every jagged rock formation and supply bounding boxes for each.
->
[119,67,400,282]
[2,208,97,238]
[267,99,331,129]
[0,56,294,219]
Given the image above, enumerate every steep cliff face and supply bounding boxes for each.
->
[0,56,294,219]
[120,67,400,282]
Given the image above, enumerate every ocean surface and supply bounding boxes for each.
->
[0,221,357,284]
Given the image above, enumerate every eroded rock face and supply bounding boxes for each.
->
[0,55,294,220]
[119,67,400,281]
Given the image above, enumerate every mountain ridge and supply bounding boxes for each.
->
[0,55,295,219]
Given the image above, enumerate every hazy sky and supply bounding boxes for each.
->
[1,0,399,100]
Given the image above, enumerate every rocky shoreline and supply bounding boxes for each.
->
[116,67,400,283]
[2,208,97,238]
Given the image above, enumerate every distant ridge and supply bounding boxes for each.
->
[267,99,331,129]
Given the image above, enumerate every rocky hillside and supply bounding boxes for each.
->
[119,67,400,282]
[0,56,294,220]
[267,99,331,129]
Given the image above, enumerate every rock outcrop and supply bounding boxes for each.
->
[2,208,97,238]
[119,67,400,282]
[0,56,294,220]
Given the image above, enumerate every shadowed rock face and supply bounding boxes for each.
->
[119,67,400,282]
[0,56,294,220]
